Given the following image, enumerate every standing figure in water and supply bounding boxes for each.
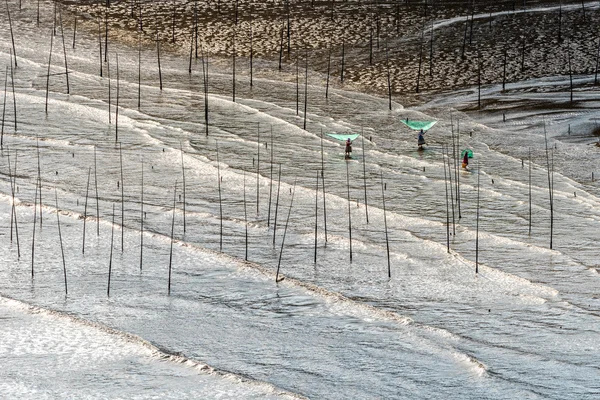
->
[417,129,426,150]
[345,138,353,159]
[462,151,469,169]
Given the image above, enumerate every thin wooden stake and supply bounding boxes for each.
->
[168,181,177,295]
[31,176,39,279]
[232,32,236,102]
[528,147,532,235]
[107,54,111,124]
[7,149,20,258]
[243,172,248,261]
[275,179,296,282]
[139,156,144,270]
[107,203,115,296]
[475,162,480,273]
[216,140,223,251]
[543,122,553,249]
[36,137,43,228]
[273,164,281,245]
[98,18,103,77]
[137,32,141,108]
[115,54,120,140]
[59,7,70,94]
[10,49,16,132]
[443,146,450,253]
[256,123,260,214]
[325,45,331,98]
[362,133,369,223]
[295,50,299,115]
[119,142,124,251]
[94,145,100,236]
[267,125,274,227]
[303,51,308,130]
[72,17,77,49]
[416,28,423,92]
[6,0,17,67]
[314,170,318,263]
[45,31,53,114]
[340,40,345,83]
[1,67,7,147]
[55,188,68,295]
[157,33,162,91]
[346,160,353,262]
[180,142,186,233]
[595,34,600,85]
[82,166,91,253]
[320,130,328,241]
[381,171,390,277]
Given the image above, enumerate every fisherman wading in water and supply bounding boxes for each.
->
[345,138,353,159]
[418,129,426,150]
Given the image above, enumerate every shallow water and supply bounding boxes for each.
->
[0,1,599,399]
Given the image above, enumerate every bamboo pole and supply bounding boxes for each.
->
[256,123,260,214]
[543,122,553,249]
[362,133,368,223]
[94,145,100,236]
[320,130,328,241]
[7,149,20,258]
[36,137,42,228]
[443,146,450,253]
[31,176,39,279]
[568,43,573,103]
[340,39,345,83]
[416,28,423,92]
[203,50,209,136]
[267,125,274,227]
[475,161,480,273]
[1,67,7,148]
[314,170,318,263]
[243,172,248,261]
[188,27,194,74]
[275,179,296,282]
[5,0,17,68]
[278,23,283,71]
[82,167,91,253]
[528,147,532,235]
[72,17,77,49]
[386,43,392,110]
[157,33,162,91]
[273,164,281,245]
[180,142,186,233]
[137,31,141,108]
[46,31,54,114]
[98,18,103,77]
[381,171,390,277]
[303,51,308,130]
[115,54,120,140]
[346,160,353,262]
[216,140,223,251]
[325,45,331,98]
[10,50,16,132]
[447,144,455,235]
[168,181,177,295]
[107,203,115,296]
[59,7,70,94]
[502,47,507,91]
[119,142,124,251]
[595,34,600,85]
[104,9,108,62]
[295,50,299,115]
[232,31,236,102]
[250,20,253,87]
[107,54,111,125]
[54,189,68,295]
[139,156,144,270]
